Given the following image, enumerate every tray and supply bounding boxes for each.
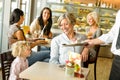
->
[33,38,45,41]
[62,42,88,46]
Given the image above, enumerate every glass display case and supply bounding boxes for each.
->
[99,8,117,33]
[47,2,95,32]
[47,2,118,33]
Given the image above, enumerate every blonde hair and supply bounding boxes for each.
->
[87,11,99,24]
[57,13,76,27]
[11,41,30,57]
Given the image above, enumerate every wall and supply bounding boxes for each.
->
[1,0,11,52]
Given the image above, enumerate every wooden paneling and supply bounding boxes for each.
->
[74,0,97,4]
[64,0,120,9]
[100,0,120,9]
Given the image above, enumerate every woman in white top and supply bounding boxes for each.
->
[30,7,52,55]
[30,7,52,39]
[49,13,89,65]
[9,41,31,80]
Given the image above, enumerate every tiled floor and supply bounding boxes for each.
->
[0,57,113,80]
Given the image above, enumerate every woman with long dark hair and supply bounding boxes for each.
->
[30,7,52,38]
[30,7,52,52]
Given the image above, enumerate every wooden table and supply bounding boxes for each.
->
[19,62,89,80]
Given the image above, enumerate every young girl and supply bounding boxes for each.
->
[9,41,31,80]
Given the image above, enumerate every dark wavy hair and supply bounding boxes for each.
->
[38,7,52,35]
[10,8,24,25]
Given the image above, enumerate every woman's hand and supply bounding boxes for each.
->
[36,39,48,44]
[81,47,89,62]
[30,39,48,48]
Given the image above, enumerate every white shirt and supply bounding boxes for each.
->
[30,18,42,38]
[49,33,87,65]
[98,10,120,56]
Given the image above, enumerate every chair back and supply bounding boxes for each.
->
[88,45,100,80]
[0,50,15,80]
[88,45,100,63]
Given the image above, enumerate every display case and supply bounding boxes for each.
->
[47,2,95,29]
[47,2,117,33]
[99,8,117,33]
[47,2,117,58]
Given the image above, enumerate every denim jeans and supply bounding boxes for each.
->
[38,46,50,51]
[28,50,50,66]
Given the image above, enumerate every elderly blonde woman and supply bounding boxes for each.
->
[49,13,89,65]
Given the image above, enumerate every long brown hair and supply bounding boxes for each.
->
[38,7,52,35]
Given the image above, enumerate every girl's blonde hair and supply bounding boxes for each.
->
[11,41,30,57]
[87,11,99,24]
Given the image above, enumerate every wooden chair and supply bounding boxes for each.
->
[0,50,15,80]
[84,45,100,80]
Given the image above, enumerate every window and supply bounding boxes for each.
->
[21,0,30,25]
[0,0,3,52]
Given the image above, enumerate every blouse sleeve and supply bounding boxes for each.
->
[30,18,41,37]
[49,38,60,64]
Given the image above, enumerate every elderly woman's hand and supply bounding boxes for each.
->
[81,47,89,62]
